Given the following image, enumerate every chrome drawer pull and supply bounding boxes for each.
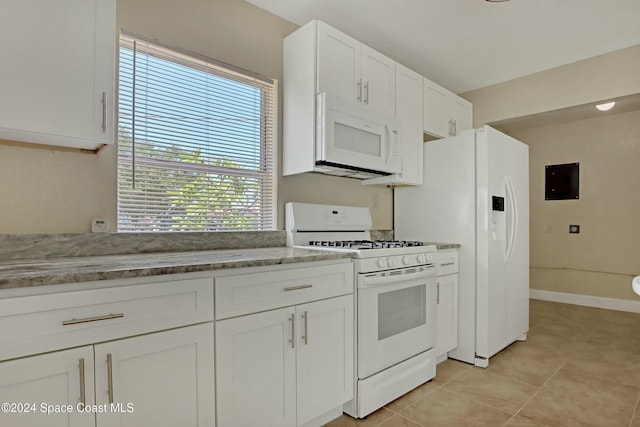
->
[440,262,455,266]
[107,353,114,404]
[101,91,107,133]
[283,284,313,292]
[79,358,86,405]
[62,313,124,326]
[302,311,309,345]
[289,314,295,349]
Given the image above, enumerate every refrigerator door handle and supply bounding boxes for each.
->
[505,176,518,263]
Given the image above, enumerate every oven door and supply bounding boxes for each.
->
[357,266,437,379]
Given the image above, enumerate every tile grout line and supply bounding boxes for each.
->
[382,380,445,420]
[382,364,472,424]
[395,411,426,427]
[629,390,640,427]
[510,307,604,421]
[440,385,518,420]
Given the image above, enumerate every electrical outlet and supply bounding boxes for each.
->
[569,224,580,234]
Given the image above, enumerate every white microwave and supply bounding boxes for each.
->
[315,93,401,179]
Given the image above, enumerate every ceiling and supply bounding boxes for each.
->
[245,0,640,95]
[492,93,640,134]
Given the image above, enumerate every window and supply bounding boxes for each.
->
[117,34,276,232]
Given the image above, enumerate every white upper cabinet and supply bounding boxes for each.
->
[317,21,395,115]
[360,46,396,114]
[0,0,115,151]
[317,23,362,103]
[364,63,423,186]
[423,77,473,138]
[284,20,397,176]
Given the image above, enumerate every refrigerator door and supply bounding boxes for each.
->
[395,129,478,364]
[475,126,529,360]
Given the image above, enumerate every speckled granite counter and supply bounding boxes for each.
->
[0,247,352,290]
[427,242,461,250]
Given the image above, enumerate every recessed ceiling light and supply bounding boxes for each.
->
[595,102,615,111]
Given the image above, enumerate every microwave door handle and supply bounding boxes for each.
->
[385,123,395,170]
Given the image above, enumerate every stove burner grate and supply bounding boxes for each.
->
[308,240,426,249]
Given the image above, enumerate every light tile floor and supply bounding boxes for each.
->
[325,299,640,426]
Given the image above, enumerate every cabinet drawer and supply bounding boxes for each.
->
[215,262,354,319]
[436,251,458,276]
[0,277,214,361]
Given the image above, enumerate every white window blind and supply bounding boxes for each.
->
[117,34,276,232]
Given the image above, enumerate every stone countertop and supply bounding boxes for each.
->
[427,242,461,250]
[0,247,353,290]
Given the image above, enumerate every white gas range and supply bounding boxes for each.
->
[286,202,438,418]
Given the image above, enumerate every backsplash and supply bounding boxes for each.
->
[369,230,394,241]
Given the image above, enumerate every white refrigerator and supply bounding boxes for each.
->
[395,125,529,367]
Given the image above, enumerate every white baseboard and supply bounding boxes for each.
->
[530,289,640,313]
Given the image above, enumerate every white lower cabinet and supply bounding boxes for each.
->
[0,346,95,427]
[435,250,459,360]
[215,276,354,427]
[0,324,214,427]
[296,296,354,426]
[436,273,458,357]
[95,323,215,427]
[0,274,215,427]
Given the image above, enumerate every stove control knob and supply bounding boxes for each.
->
[377,258,387,269]
[402,255,412,265]
[386,258,395,268]
[417,254,427,264]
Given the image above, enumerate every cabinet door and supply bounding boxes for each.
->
[361,46,395,115]
[95,323,215,427]
[296,295,354,425]
[436,274,459,357]
[423,78,450,138]
[0,346,95,427]
[216,308,296,427]
[0,0,115,150]
[449,97,473,136]
[395,64,424,185]
[317,21,361,102]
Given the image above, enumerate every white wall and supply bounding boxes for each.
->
[0,0,393,233]
[507,110,640,300]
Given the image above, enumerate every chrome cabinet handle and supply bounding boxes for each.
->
[101,92,107,133]
[453,119,457,135]
[364,82,369,104]
[283,284,313,292]
[289,314,295,349]
[448,119,453,136]
[440,262,455,267]
[302,311,309,345]
[107,353,114,404]
[79,358,86,405]
[357,79,362,102]
[63,313,124,326]
[436,282,440,304]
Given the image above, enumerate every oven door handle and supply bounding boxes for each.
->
[358,268,435,289]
